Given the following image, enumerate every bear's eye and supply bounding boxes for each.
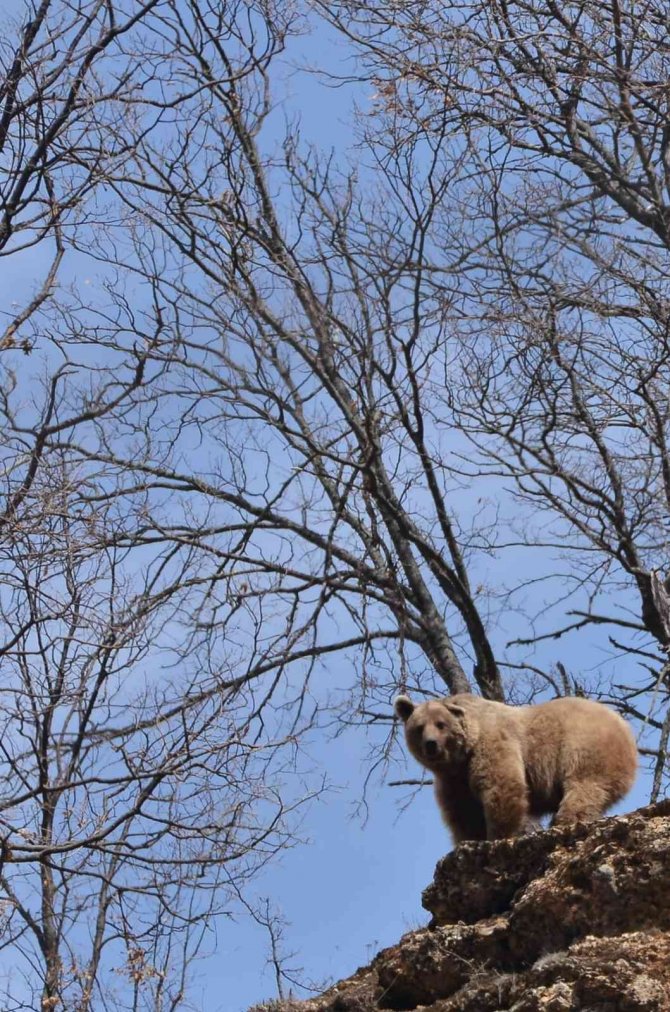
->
[435,721,446,731]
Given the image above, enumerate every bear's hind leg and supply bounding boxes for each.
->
[552,780,610,827]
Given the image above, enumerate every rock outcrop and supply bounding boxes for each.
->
[250,800,670,1012]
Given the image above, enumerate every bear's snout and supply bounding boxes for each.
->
[424,739,440,758]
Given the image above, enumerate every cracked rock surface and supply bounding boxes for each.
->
[249,800,670,1012]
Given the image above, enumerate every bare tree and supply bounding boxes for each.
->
[316,0,670,784]
[68,0,509,704]
[0,3,321,1006]
[0,0,164,352]
[0,442,316,1008]
[4,0,670,1004]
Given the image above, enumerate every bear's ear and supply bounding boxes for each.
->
[444,701,466,720]
[394,695,415,722]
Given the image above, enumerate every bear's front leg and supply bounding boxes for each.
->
[434,773,487,842]
[469,742,529,841]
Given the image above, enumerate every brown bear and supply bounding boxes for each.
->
[394,693,638,842]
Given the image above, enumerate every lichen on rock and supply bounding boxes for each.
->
[249,801,670,1012]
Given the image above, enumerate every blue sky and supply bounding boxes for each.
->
[0,4,659,1009]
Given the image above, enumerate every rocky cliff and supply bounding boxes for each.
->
[251,800,670,1012]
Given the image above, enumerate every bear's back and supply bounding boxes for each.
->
[521,697,637,804]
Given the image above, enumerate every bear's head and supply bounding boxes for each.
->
[394,695,468,769]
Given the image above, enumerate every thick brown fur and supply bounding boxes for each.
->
[394,693,638,843]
